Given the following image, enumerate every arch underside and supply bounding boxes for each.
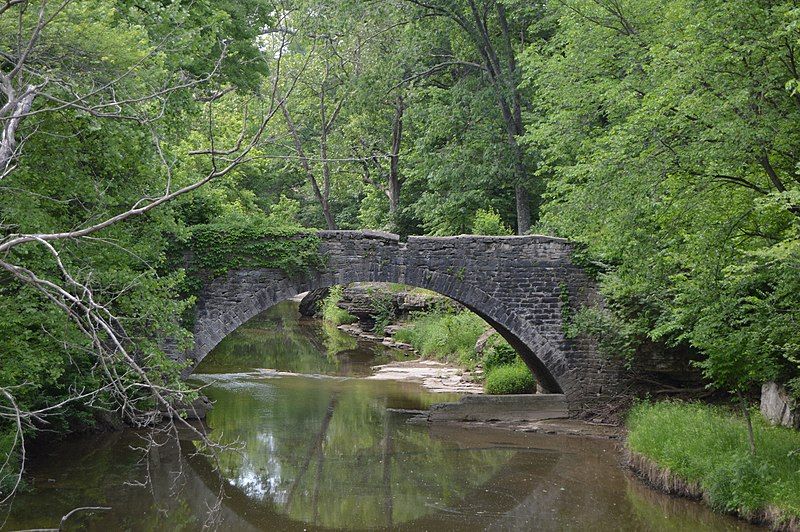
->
[186,268,567,395]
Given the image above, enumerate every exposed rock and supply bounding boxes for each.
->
[395,289,456,312]
[337,323,384,342]
[367,359,484,394]
[474,328,497,355]
[381,338,414,350]
[298,287,329,317]
[383,324,403,336]
[761,381,799,429]
[336,282,458,334]
[337,284,383,331]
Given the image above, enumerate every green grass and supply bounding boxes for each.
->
[482,339,519,371]
[320,285,357,326]
[393,309,486,366]
[484,362,535,394]
[627,401,800,523]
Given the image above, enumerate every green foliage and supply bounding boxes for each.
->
[265,195,303,227]
[367,290,396,335]
[484,363,536,395]
[482,340,519,371]
[472,208,513,236]
[184,215,323,279]
[627,401,800,520]
[320,286,357,326]
[522,0,800,394]
[404,77,521,236]
[704,453,771,516]
[394,309,487,366]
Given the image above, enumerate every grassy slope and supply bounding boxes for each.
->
[627,401,800,527]
[393,310,486,367]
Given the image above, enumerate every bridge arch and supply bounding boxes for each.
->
[179,231,623,414]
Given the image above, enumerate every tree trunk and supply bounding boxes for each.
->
[497,3,531,234]
[286,396,338,510]
[387,94,404,215]
[471,2,531,234]
[738,390,757,455]
[515,184,531,234]
[319,126,337,230]
[280,100,337,229]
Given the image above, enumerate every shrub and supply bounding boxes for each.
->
[320,285,357,326]
[482,340,519,371]
[265,194,302,227]
[484,363,536,394]
[472,208,512,236]
[366,289,395,335]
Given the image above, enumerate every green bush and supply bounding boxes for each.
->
[482,340,519,371]
[393,309,486,366]
[472,208,512,236]
[484,363,536,394]
[627,401,800,521]
[320,285,357,326]
[265,194,302,227]
[184,215,323,279]
[366,289,395,335]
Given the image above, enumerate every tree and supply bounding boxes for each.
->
[401,0,542,234]
[523,0,800,414]
[0,0,297,502]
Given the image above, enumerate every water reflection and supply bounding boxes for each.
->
[1,301,761,531]
[196,375,508,529]
[193,300,410,376]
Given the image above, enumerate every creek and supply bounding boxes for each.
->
[2,301,758,531]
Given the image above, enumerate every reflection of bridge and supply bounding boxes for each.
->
[178,420,566,531]
[175,423,647,531]
[177,230,624,413]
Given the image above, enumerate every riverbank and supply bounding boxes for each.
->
[626,401,800,531]
[315,283,541,396]
[367,359,483,394]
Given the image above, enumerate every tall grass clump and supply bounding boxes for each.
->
[627,401,800,527]
[393,309,486,366]
[482,339,519,371]
[320,285,357,326]
[484,362,535,394]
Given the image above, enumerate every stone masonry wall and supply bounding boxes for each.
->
[181,230,624,415]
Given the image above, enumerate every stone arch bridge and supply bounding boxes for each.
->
[179,230,623,414]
